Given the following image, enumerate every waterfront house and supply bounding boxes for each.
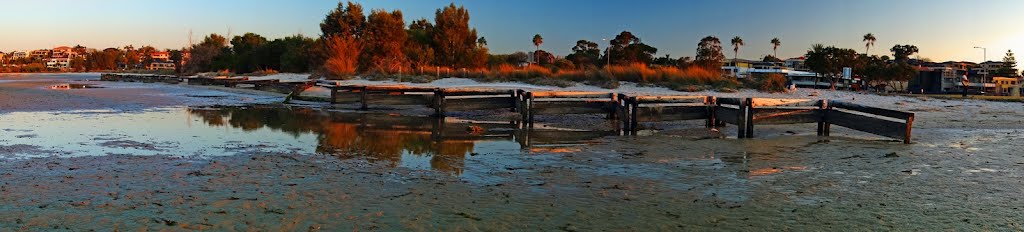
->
[993,77,1022,96]
[146,61,175,70]
[150,51,171,62]
[30,50,51,61]
[46,57,70,70]
[11,51,29,60]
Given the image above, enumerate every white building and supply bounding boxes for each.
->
[11,51,29,60]
[46,58,70,70]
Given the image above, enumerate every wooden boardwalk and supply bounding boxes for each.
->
[327,85,915,143]
[100,73,915,143]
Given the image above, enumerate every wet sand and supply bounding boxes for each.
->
[1,73,1023,230]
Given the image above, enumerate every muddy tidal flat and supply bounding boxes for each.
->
[1,73,1023,231]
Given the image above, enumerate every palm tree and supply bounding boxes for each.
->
[731,36,744,64]
[532,34,543,65]
[770,38,781,59]
[863,33,876,55]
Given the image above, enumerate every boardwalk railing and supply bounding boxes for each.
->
[822,100,915,144]
[618,95,714,134]
[520,91,617,126]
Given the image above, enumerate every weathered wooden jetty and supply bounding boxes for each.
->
[101,73,314,95]
[100,73,915,143]
[327,85,915,143]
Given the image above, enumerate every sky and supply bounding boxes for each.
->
[1,0,1021,66]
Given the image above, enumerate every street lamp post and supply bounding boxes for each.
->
[602,38,611,69]
[974,46,987,83]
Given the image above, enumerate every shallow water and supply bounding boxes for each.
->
[2,75,1023,230]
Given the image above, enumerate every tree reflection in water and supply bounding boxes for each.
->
[187,106,477,175]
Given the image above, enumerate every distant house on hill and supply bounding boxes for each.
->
[11,51,29,60]
[46,57,70,70]
[150,51,170,62]
[30,50,51,61]
[146,61,175,71]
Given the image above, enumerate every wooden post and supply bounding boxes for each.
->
[737,98,747,139]
[433,89,446,117]
[526,92,535,128]
[705,96,714,128]
[359,86,368,110]
[745,98,754,138]
[629,97,639,135]
[817,100,827,136]
[904,113,915,144]
[510,90,518,112]
[329,87,338,104]
[617,94,629,133]
[607,93,618,120]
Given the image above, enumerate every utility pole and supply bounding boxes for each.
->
[974,46,988,83]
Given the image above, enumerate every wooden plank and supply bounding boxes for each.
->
[634,95,707,104]
[636,106,710,122]
[444,97,514,111]
[717,98,743,106]
[365,94,433,106]
[365,85,436,92]
[752,108,821,124]
[530,101,615,115]
[827,110,908,140]
[751,98,819,107]
[442,89,515,96]
[715,107,740,125]
[829,100,913,120]
[529,91,612,98]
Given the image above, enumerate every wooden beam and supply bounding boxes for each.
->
[715,106,740,125]
[634,95,707,104]
[751,98,818,107]
[829,100,913,120]
[443,97,514,111]
[530,101,615,115]
[365,94,433,106]
[717,98,743,106]
[827,110,908,140]
[751,108,821,125]
[529,91,613,98]
[442,89,515,96]
[635,106,710,122]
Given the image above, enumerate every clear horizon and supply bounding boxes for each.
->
[1,0,1021,66]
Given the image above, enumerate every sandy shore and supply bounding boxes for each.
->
[2,73,1023,230]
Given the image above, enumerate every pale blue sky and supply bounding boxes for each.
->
[1,0,1021,65]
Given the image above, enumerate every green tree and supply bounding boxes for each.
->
[185,34,229,73]
[566,39,600,68]
[863,33,876,55]
[532,34,543,65]
[995,50,1018,77]
[363,9,409,73]
[405,18,435,72]
[770,37,781,58]
[604,31,657,65]
[230,32,269,73]
[319,2,365,78]
[730,36,744,62]
[320,1,366,39]
[432,3,483,68]
[278,35,317,73]
[477,37,487,47]
[805,45,861,89]
[889,44,919,62]
[695,36,725,70]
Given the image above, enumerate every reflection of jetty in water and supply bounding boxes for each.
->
[187,106,614,175]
